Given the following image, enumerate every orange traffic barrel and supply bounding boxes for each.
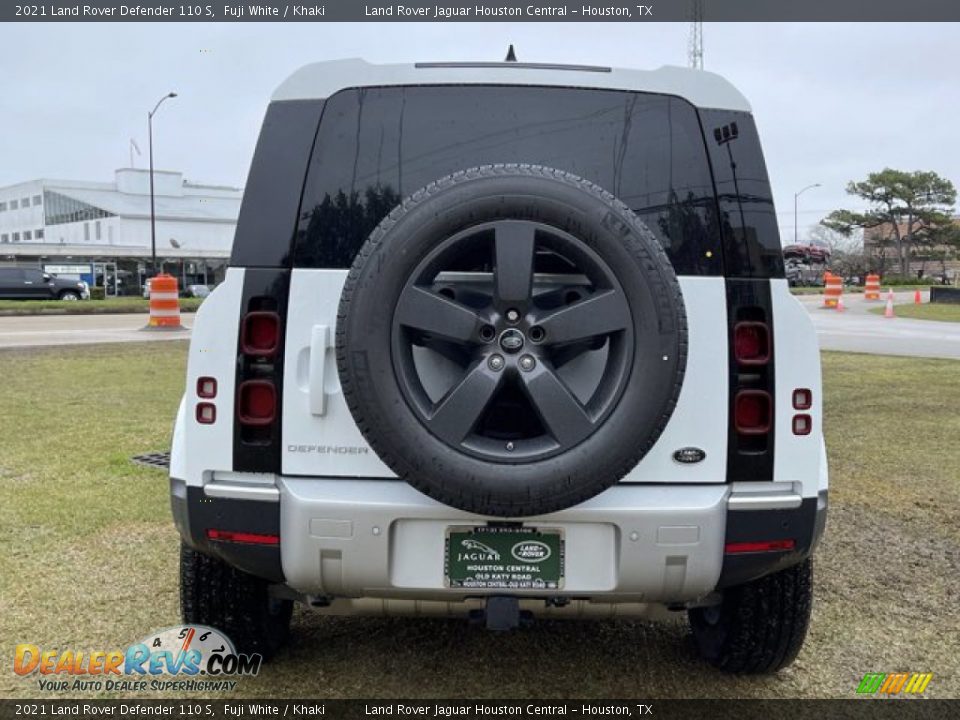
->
[147,273,182,329]
[823,272,843,308]
[864,274,881,300]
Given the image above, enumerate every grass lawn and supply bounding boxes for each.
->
[868,302,960,323]
[1,345,958,699]
[790,284,934,296]
[0,297,203,316]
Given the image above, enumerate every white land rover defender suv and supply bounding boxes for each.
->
[170,58,828,674]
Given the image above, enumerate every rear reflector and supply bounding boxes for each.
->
[195,402,216,424]
[197,377,217,399]
[792,388,812,410]
[725,539,795,554]
[792,413,812,436]
[733,322,770,365]
[206,529,279,545]
[241,311,280,357]
[238,380,276,426]
[734,390,771,434]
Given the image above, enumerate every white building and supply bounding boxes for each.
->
[0,168,241,294]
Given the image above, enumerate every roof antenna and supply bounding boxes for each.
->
[505,44,517,62]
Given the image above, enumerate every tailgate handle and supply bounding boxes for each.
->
[309,324,330,416]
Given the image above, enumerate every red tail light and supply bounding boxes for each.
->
[196,402,216,424]
[197,377,217,399]
[792,413,812,435]
[734,322,770,365]
[206,529,279,545]
[725,539,795,554]
[238,380,276,425]
[735,390,771,434]
[792,388,812,410]
[241,311,280,357]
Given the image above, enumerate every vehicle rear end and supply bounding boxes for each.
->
[170,59,827,671]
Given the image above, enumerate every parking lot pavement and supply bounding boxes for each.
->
[3,292,958,360]
[797,290,960,360]
[0,313,191,348]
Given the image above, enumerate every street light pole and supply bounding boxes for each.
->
[794,183,821,245]
[148,92,177,278]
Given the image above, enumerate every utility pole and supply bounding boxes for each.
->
[688,0,704,70]
[148,92,177,277]
[794,183,821,245]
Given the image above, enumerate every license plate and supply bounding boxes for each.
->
[445,526,564,590]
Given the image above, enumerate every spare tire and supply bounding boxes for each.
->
[337,164,686,517]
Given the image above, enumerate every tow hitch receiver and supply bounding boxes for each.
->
[483,596,522,631]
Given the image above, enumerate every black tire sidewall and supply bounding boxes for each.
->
[337,166,686,516]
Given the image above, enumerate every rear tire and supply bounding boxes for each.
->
[180,543,292,658]
[689,558,813,674]
[337,164,687,517]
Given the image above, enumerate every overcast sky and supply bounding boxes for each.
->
[1,22,957,242]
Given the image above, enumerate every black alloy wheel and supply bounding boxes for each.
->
[391,219,634,462]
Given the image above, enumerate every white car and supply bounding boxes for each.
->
[170,58,828,672]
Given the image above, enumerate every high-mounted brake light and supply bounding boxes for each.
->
[734,390,771,435]
[241,311,280,357]
[237,380,276,425]
[206,529,279,545]
[733,322,770,365]
[725,539,795,554]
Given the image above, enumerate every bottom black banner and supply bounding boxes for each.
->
[0,700,956,720]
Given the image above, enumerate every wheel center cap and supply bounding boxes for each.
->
[499,328,525,354]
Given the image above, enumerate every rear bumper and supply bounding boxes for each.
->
[172,476,826,605]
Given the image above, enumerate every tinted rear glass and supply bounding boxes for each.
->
[699,109,785,278]
[293,85,723,276]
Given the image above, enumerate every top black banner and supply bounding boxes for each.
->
[4,0,960,22]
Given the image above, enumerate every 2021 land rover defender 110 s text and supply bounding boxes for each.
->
[170,58,828,674]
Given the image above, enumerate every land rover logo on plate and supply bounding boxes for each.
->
[511,540,551,563]
[673,447,706,464]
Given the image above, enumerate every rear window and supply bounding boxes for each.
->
[293,85,723,276]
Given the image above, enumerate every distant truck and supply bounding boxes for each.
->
[783,244,831,287]
[0,267,89,301]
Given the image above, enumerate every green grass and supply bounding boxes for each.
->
[790,284,934,295]
[868,302,960,322]
[0,297,203,316]
[0,345,958,699]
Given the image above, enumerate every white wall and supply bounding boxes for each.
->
[112,216,236,253]
[0,180,45,242]
[38,215,234,253]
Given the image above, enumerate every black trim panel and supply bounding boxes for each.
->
[229,99,326,269]
[725,278,776,482]
[717,497,818,589]
[171,480,283,583]
[232,268,290,473]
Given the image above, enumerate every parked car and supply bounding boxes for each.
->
[184,284,212,298]
[0,267,89,301]
[170,58,827,673]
